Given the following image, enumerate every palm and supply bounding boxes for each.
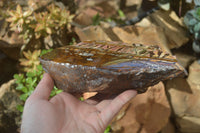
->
[53,93,110,133]
[21,74,137,133]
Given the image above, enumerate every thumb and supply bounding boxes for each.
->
[29,73,54,100]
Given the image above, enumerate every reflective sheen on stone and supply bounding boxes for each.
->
[40,40,185,94]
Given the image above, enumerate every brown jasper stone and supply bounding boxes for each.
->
[40,40,185,94]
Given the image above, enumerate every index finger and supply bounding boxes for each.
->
[100,90,137,125]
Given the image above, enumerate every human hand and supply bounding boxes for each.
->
[21,73,137,133]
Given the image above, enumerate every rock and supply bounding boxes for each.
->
[173,51,196,69]
[0,79,22,133]
[83,92,97,99]
[74,5,105,26]
[95,0,119,17]
[0,52,18,86]
[166,61,200,133]
[0,20,22,60]
[75,26,112,41]
[0,42,21,60]
[176,116,200,133]
[140,0,157,12]
[135,18,152,27]
[74,0,119,26]
[111,82,171,133]
[188,61,200,85]
[74,11,94,26]
[172,42,196,69]
[112,25,171,53]
[0,31,23,47]
[160,120,176,133]
[75,25,172,53]
[40,40,185,94]
[120,0,142,19]
[150,10,189,49]
[56,0,76,13]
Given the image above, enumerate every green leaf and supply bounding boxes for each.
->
[56,90,63,94]
[92,13,101,26]
[27,90,34,96]
[79,97,84,101]
[106,18,112,23]
[194,22,200,32]
[16,83,28,93]
[50,90,56,97]
[104,125,111,133]
[189,18,197,26]
[40,49,53,56]
[54,86,58,90]
[16,105,24,112]
[50,86,63,97]
[40,75,43,80]
[26,72,35,77]
[31,77,37,87]
[194,32,200,39]
[14,74,24,81]
[69,37,76,45]
[22,78,26,83]
[15,80,21,84]
[37,65,43,71]
[20,93,29,101]
[14,74,20,80]
[118,9,125,18]
[36,70,43,76]
[16,83,25,90]
[32,70,37,76]
[21,87,28,93]
[26,77,33,84]
[196,7,200,16]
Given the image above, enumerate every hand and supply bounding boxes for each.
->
[21,73,137,133]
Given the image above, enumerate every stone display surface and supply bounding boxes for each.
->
[166,61,200,133]
[111,82,171,133]
[0,79,22,133]
[40,40,185,94]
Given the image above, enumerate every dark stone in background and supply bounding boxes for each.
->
[0,51,18,86]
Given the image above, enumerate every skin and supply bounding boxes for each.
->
[21,73,137,133]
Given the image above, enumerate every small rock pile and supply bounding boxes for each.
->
[0,80,22,133]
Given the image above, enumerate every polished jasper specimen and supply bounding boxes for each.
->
[40,40,185,94]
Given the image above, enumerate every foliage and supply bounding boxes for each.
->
[92,13,102,26]
[6,5,34,40]
[50,86,63,98]
[69,37,76,45]
[104,125,111,133]
[184,4,200,53]
[184,6,200,40]
[0,0,16,19]
[19,49,52,72]
[14,65,43,112]
[184,0,200,34]
[118,9,125,19]
[6,2,74,49]
[19,50,41,72]
[14,65,63,112]
[79,97,84,101]
[14,49,62,112]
